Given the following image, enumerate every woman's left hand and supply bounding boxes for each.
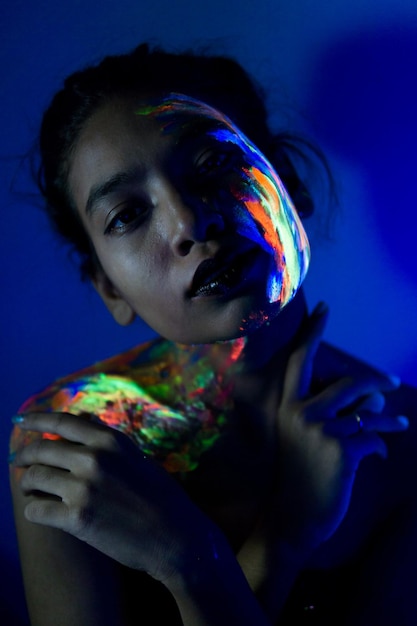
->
[271,303,408,553]
[238,304,409,620]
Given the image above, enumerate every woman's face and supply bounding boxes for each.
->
[68,93,310,343]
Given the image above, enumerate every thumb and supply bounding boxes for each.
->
[282,302,329,402]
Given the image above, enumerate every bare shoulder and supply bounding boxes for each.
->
[10,336,174,456]
[17,336,167,410]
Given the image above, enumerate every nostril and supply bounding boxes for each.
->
[172,206,225,255]
[206,221,223,240]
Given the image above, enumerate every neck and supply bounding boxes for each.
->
[231,290,308,409]
[238,290,308,373]
[210,289,307,373]
[160,292,307,462]
[169,289,308,410]
[174,290,307,404]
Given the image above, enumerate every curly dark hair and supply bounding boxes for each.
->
[38,42,319,279]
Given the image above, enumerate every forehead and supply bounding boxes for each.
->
[68,93,249,210]
[135,92,236,132]
[78,92,239,151]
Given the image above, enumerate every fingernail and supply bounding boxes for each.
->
[378,441,388,460]
[314,301,329,315]
[396,415,409,429]
[387,374,401,387]
[7,452,16,464]
[11,415,25,425]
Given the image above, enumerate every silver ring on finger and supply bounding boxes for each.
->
[355,413,364,432]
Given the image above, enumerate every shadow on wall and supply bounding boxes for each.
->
[306,24,417,287]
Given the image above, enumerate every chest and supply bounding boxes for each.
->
[180,414,276,549]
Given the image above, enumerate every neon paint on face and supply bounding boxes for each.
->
[136,94,310,315]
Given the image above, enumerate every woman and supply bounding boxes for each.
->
[9,43,416,625]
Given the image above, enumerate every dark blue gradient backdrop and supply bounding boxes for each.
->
[2,2,416,622]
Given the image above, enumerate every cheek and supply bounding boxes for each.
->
[229,165,310,308]
[90,243,145,307]
[98,248,179,318]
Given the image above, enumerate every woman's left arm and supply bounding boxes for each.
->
[347,496,417,624]
[347,383,417,625]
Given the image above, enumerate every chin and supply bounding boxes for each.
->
[237,300,282,334]
[189,304,283,345]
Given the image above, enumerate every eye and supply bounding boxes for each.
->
[195,147,235,176]
[104,202,149,235]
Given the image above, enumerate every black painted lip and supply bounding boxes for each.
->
[189,246,260,298]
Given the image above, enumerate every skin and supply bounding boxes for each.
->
[10,94,417,625]
[68,94,308,344]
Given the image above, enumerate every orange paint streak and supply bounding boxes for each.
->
[243,167,282,252]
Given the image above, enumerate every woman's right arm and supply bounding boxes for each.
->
[10,417,271,626]
[164,526,272,626]
[10,467,133,626]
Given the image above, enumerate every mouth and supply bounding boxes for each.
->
[189,247,261,298]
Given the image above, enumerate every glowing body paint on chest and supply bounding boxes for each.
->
[11,340,245,473]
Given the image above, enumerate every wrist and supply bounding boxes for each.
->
[164,525,270,626]
[163,523,228,594]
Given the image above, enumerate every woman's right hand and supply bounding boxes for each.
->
[12,414,275,625]
[272,302,408,553]
[11,412,215,584]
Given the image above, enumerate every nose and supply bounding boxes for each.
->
[158,181,225,256]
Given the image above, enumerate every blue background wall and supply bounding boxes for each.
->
[2,1,417,622]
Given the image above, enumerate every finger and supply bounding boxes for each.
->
[24,498,70,530]
[20,464,75,499]
[323,413,409,437]
[343,431,388,466]
[357,392,386,414]
[14,438,84,472]
[282,302,329,402]
[305,375,401,421]
[14,412,114,448]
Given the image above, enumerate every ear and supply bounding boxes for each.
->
[92,270,135,327]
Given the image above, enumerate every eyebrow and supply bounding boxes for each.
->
[173,118,228,148]
[85,167,145,218]
[83,119,232,217]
